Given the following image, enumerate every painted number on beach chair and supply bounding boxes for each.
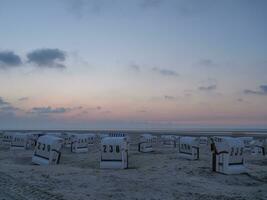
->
[103,145,120,153]
[103,145,107,152]
[109,145,113,153]
[116,145,120,153]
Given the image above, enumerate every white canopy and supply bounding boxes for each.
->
[141,134,154,139]
[213,137,244,153]
[180,137,199,146]
[102,137,127,145]
[38,135,63,145]
[161,135,175,139]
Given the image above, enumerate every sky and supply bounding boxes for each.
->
[0,0,267,129]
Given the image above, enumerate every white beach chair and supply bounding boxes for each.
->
[109,133,130,143]
[238,137,253,152]
[99,133,109,139]
[44,132,62,138]
[100,137,128,169]
[71,134,89,153]
[32,135,63,165]
[2,132,14,146]
[109,133,127,137]
[199,136,208,145]
[250,139,266,156]
[85,133,97,146]
[211,137,246,175]
[161,135,176,148]
[94,133,109,145]
[138,134,157,153]
[179,137,200,160]
[10,133,34,150]
[61,132,74,148]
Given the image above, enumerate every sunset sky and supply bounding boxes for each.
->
[0,0,267,129]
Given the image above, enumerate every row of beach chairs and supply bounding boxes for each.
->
[0,132,266,175]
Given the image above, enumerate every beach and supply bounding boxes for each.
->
[0,134,267,200]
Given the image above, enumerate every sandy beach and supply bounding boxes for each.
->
[0,134,267,200]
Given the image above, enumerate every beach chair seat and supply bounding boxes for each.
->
[2,132,14,146]
[10,133,34,150]
[70,134,89,153]
[211,137,246,175]
[138,134,157,153]
[161,135,176,148]
[32,135,63,165]
[179,137,199,160]
[100,137,128,169]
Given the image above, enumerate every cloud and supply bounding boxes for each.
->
[72,106,83,110]
[0,97,10,106]
[0,106,19,112]
[67,0,86,18]
[237,98,244,102]
[27,48,67,68]
[198,59,217,67]
[31,106,71,114]
[244,85,267,96]
[198,84,217,91]
[183,89,193,97]
[86,106,102,111]
[152,67,179,77]
[18,97,29,101]
[77,106,105,116]
[129,63,141,72]
[0,51,22,68]
[0,98,20,115]
[198,78,217,91]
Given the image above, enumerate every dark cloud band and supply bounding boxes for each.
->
[0,51,22,68]
[32,106,70,114]
[0,48,67,69]
[198,84,217,91]
[27,48,66,68]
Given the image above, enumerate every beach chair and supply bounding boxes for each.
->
[10,133,34,150]
[61,132,74,148]
[109,133,130,142]
[199,136,208,145]
[179,137,200,160]
[109,133,127,137]
[70,134,89,153]
[44,132,62,138]
[161,135,176,148]
[138,134,157,153]
[251,139,266,156]
[99,133,109,138]
[211,137,246,175]
[100,137,128,169]
[32,135,63,165]
[2,132,14,146]
[94,133,108,145]
[85,133,97,146]
[238,137,253,152]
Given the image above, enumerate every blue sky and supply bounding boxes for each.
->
[0,0,267,129]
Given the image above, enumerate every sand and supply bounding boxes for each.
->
[0,134,267,200]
